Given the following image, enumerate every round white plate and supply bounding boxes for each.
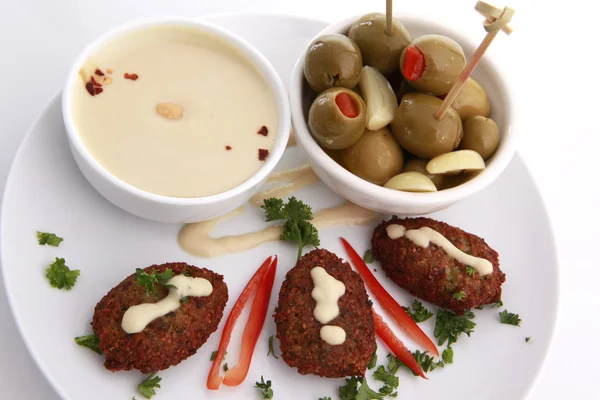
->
[1,14,558,400]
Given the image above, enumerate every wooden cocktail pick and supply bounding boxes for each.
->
[434,1,514,120]
[386,0,393,35]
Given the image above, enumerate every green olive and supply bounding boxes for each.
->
[341,127,404,185]
[308,88,366,150]
[402,158,446,189]
[304,34,363,92]
[400,35,466,95]
[460,116,500,160]
[452,78,491,119]
[390,93,463,158]
[348,13,411,74]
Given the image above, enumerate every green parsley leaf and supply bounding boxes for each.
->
[37,231,63,246]
[413,350,444,373]
[223,363,229,372]
[135,268,174,294]
[74,334,101,354]
[526,337,531,342]
[493,300,503,308]
[267,335,279,359]
[465,266,476,277]
[262,198,285,221]
[319,397,332,400]
[442,347,454,364]
[367,350,378,369]
[339,376,360,400]
[356,379,384,400]
[262,197,320,261]
[499,310,521,326]
[210,350,226,361]
[474,305,484,310]
[373,365,399,388]
[138,372,161,399]
[452,291,466,301]
[378,384,397,396]
[386,354,401,375]
[403,299,434,323]
[434,309,476,346]
[363,249,374,263]
[255,376,273,399]
[46,257,80,290]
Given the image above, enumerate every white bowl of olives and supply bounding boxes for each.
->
[289,13,516,215]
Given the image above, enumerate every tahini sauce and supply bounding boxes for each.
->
[386,224,493,276]
[121,274,212,334]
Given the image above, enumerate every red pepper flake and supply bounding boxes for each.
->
[258,149,269,161]
[85,82,95,96]
[124,73,139,81]
[95,69,105,76]
[94,87,103,95]
[225,146,232,150]
[257,126,268,136]
[90,76,102,87]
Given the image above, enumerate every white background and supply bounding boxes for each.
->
[0,0,596,399]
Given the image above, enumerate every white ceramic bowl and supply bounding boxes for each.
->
[290,14,516,215]
[63,17,290,224]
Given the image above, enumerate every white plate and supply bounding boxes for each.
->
[0,14,558,400]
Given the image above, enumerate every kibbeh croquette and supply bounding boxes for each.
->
[274,249,376,378]
[371,217,505,315]
[92,262,228,373]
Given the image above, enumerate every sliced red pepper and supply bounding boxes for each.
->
[335,93,359,118]
[207,256,275,390]
[402,45,426,81]
[223,256,277,386]
[340,237,439,356]
[373,310,427,379]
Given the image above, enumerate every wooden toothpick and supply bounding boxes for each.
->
[434,1,514,120]
[386,0,393,35]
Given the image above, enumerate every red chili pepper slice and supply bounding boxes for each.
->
[402,46,426,81]
[335,93,359,118]
[340,238,439,356]
[207,256,275,390]
[223,256,277,386]
[373,310,427,379]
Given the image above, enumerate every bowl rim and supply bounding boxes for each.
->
[290,13,516,207]
[62,16,291,206]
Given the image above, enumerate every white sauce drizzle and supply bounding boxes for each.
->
[121,274,213,334]
[319,326,346,345]
[310,266,346,345]
[386,224,493,276]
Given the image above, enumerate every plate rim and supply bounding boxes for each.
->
[0,13,560,400]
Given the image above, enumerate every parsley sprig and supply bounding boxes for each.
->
[267,335,279,359]
[262,197,320,261]
[434,310,476,346]
[46,257,80,290]
[363,249,374,263]
[135,268,174,294]
[339,377,383,400]
[138,373,161,399]
[499,310,522,326]
[367,351,378,369]
[403,300,434,323]
[255,376,273,399]
[74,334,101,354]
[37,231,63,246]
